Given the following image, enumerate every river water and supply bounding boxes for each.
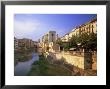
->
[14,53,39,76]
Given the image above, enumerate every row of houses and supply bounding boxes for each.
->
[61,18,97,42]
[14,37,38,50]
[37,18,97,53]
[14,18,97,53]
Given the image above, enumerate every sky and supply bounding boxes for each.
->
[14,14,97,41]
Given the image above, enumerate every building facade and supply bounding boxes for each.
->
[41,31,57,52]
[48,31,56,43]
[14,37,18,49]
[17,38,37,49]
[42,31,56,43]
[61,18,97,42]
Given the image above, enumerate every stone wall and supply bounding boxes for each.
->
[49,51,97,70]
[92,54,97,70]
[49,52,85,69]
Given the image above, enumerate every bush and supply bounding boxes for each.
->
[15,52,32,62]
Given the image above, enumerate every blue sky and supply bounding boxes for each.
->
[14,14,97,41]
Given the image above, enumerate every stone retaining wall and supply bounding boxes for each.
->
[49,52,97,70]
[49,52,84,69]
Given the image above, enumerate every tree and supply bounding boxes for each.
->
[78,32,97,51]
[63,42,70,51]
[56,38,63,46]
[69,35,78,48]
[56,32,97,52]
[87,33,97,51]
[56,38,70,51]
[78,33,89,49]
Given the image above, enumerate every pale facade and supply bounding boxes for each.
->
[48,42,60,52]
[69,29,76,38]
[76,18,97,35]
[42,31,56,43]
[60,36,65,42]
[41,31,58,52]
[61,18,97,42]
[14,37,18,49]
[64,34,69,42]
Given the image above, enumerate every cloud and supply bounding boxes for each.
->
[14,14,68,41]
[14,18,41,39]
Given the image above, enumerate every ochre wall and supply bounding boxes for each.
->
[49,52,97,70]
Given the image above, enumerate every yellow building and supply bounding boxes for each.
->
[61,18,97,42]
[61,33,69,42]
[69,28,76,38]
[74,18,97,36]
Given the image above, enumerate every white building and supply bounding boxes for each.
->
[14,37,18,49]
[42,31,56,43]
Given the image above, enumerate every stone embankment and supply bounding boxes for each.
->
[47,51,97,70]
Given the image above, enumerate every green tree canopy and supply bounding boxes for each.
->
[77,32,97,50]
[56,38,63,46]
[69,35,77,48]
[56,32,97,51]
[69,32,97,51]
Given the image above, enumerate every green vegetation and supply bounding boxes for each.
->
[56,38,63,46]
[76,33,97,50]
[28,54,72,76]
[15,53,32,62]
[69,35,78,48]
[14,48,32,65]
[56,33,97,51]
[56,38,70,51]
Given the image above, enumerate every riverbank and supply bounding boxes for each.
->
[14,49,33,66]
[14,53,39,76]
[28,54,72,76]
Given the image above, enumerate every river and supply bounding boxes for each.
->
[14,53,39,76]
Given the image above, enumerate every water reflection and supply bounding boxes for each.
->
[14,53,39,76]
